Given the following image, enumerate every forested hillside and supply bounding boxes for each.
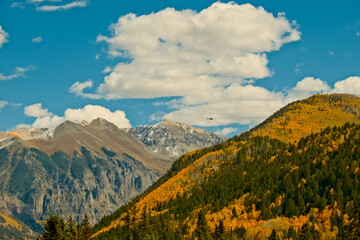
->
[88,94,360,240]
[249,94,360,142]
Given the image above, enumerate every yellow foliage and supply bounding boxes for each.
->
[0,213,22,230]
[251,94,360,143]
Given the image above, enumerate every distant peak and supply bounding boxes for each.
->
[159,119,173,124]
[90,117,110,125]
[89,118,119,130]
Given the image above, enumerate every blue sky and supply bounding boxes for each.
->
[1,0,360,137]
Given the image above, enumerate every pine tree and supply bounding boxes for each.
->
[37,214,66,240]
[82,214,92,240]
[76,222,83,240]
[139,205,151,237]
[268,229,280,240]
[194,210,211,240]
[286,226,298,239]
[66,215,77,240]
[123,212,131,240]
[233,226,246,239]
[213,220,225,240]
[231,207,238,219]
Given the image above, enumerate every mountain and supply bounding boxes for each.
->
[92,94,360,240]
[0,118,223,239]
[127,119,227,159]
[248,93,360,142]
[3,118,172,173]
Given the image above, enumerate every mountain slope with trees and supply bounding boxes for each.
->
[249,94,360,143]
[91,94,360,239]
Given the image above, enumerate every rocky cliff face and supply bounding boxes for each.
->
[127,119,227,159]
[0,139,160,226]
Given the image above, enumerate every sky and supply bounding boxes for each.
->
[1,0,360,137]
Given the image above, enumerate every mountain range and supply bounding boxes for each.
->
[0,118,225,239]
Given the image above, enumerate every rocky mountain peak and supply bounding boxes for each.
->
[89,118,119,131]
[127,120,226,159]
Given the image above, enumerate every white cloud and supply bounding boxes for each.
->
[92,2,300,100]
[102,66,112,74]
[25,103,53,117]
[160,75,360,127]
[67,3,302,127]
[0,101,8,111]
[36,1,87,12]
[69,3,360,128]
[22,104,132,129]
[69,80,101,99]
[162,84,286,127]
[333,77,360,95]
[32,36,43,43]
[95,54,100,60]
[215,127,238,136]
[287,77,330,101]
[0,26,9,48]
[11,2,26,9]
[64,105,131,128]
[0,65,35,81]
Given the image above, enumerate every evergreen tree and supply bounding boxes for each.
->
[286,226,298,240]
[123,212,131,240]
[194,210,211,240]
[233,226,246,239]
[268,229,280,240]
[343,205,360,239]
[82,214,92,240]
[139,206,151,238]
[76,222,83,240]
[231,207,238,219]
[37,214,66,240]
[66,215,77,240]
[212,220,225,240]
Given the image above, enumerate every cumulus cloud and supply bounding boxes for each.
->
[32,36,43,43]
[70,3,302,127]
[24,103,53,118]
[36,1,87,12]
[69,80,101,99]
[287,77,330,101]
[159,75,360,127]
[0,65,35,81]
[215,127,238,136]
[68,3,360,128]
[162,84,286,127]
[64,105,131,128]
[69,3,303,127]
[332,77,360,95]
[93,2,300,100]
[0,26,9,48]
[21,104,131,129]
